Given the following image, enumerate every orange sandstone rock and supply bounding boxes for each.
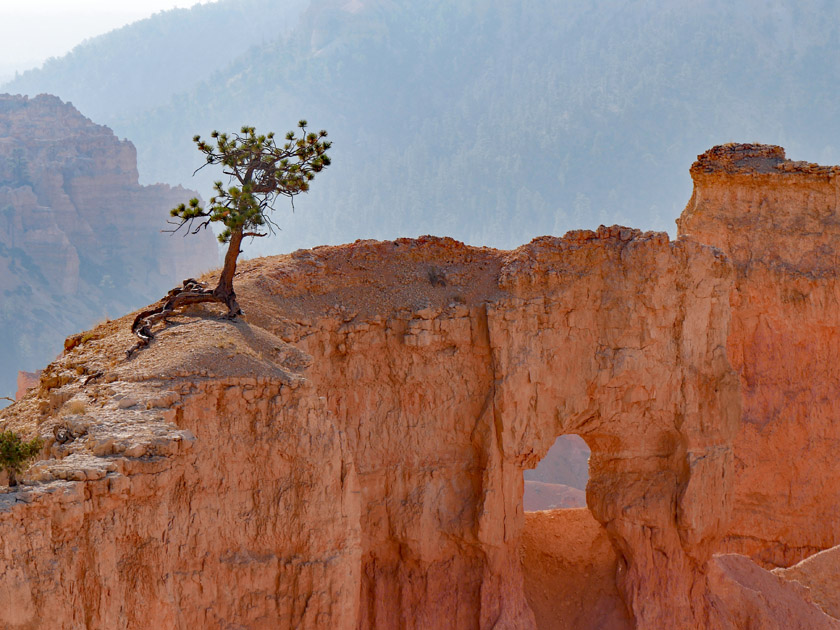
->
[0,230,738,629]
[520,508,632,630]
[678,143,840,567]
[3,143,839,630]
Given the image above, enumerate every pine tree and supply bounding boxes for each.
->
[128,122,331,355]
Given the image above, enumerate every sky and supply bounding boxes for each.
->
[0,0,219,82]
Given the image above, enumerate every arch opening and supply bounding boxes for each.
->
[519,433,634,629]
[523,434,590,511]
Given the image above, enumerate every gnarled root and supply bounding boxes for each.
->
[126,278,240,358]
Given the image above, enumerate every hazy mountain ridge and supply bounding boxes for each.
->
[6,0,840,254]
[3,0,307,124]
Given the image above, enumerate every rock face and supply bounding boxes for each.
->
[520,508,632,630]
[0,228,739,629]
[773,545,840,619]
[0,93,217,399]
[706,552,840,629]
[0,144,838,629]
[678,143,840,568]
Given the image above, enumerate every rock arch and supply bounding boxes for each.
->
[0,229,740,629]
[269,230,740,628]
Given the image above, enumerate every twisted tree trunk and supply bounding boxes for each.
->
[127,228,244,358]
[213,227,243,316]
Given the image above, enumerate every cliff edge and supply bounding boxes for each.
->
[1,227,740,629]
[680,143,840,567]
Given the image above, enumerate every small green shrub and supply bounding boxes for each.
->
[0,431,43,487]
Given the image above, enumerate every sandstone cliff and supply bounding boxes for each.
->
[0,144,838,629]
[0,93,218,400]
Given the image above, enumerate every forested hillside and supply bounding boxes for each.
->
[4,0,306,122]
[6,0,840,253]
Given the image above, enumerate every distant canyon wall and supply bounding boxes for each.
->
[0,93,218,398]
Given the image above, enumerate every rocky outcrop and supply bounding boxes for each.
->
[678,143,840,567]
[773,545,840,619]
[0,228,739,629]
[0,93,217,399]
[1,144,839,629]
[706,552,840,629]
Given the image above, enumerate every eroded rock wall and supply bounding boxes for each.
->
[520,508,632,630]
[1,143,838,629]
[0,325,360,630]
[486,232,738,628]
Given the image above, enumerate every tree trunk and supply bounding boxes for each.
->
[127,225,245,357]
[213,227,243,316]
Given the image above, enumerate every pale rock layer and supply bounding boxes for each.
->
[706,553,840,629]
[773,545,840,619]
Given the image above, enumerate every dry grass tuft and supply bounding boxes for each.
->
[61,399,87,416]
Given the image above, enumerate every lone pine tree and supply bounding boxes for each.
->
[128,122,331,355]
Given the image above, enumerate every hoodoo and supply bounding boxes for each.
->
[679,143,840,568]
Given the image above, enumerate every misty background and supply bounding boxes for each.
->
[2,0,840,399]
[8,0,840,253]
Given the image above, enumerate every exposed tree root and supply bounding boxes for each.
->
[126,278,242,358]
